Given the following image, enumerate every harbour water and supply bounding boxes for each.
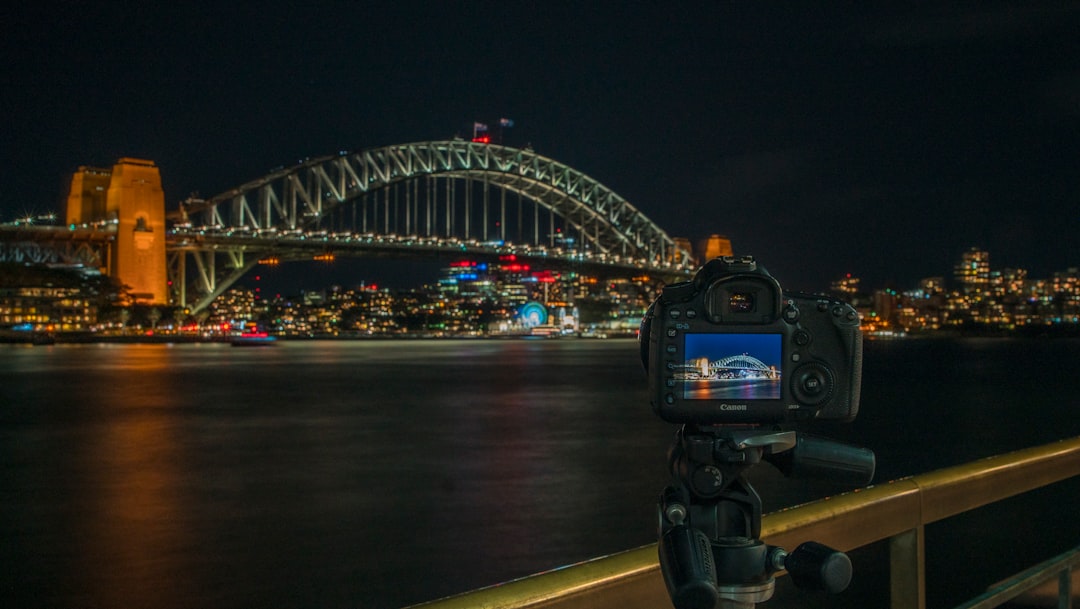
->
[1,337,1078,608]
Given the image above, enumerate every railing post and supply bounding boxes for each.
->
[1057,567,1071,609]
[891,526,926,609]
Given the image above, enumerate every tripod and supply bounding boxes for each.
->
[657,425,875,609]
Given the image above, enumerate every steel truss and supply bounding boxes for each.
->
[0,226,110,269]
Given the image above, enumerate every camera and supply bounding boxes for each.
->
[642,256,862,425]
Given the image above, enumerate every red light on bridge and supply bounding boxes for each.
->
[533,271,557,283]
[472,135,490,144]
[499,254,517,261]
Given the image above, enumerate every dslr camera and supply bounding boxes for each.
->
[642,256,862,425]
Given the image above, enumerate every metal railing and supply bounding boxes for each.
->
[407,435,1080,609]
[954,546,1077,609]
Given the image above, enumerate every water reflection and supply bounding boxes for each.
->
[74,346,193,608]
[5,338,1079,608]
[684,377,781,399]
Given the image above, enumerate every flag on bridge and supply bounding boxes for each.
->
[472,122,490,143]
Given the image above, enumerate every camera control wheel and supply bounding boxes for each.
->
[791,363,835,406]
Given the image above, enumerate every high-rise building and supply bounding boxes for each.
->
[954,247,990,296]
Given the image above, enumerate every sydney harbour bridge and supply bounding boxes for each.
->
[1,140,695,312]
[677,354,781,380]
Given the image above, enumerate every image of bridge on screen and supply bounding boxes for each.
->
[677,333,782,400]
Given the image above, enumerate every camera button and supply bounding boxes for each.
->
[666,327,677,338]
[792,363,835,406]
[665,393,676,405]
[782,304,799,323]
[794,330,811,346]
[668,309,682,319]
[685,308,697,319]
[666,345,677,354]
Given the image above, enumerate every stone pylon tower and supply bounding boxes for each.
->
[65,165,111,226]
[67,158,168,305]
[703,234,734,260]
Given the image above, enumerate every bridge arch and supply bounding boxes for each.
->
[173,140,692,311]
[710,354,778,377]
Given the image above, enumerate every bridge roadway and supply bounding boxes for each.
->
[0,224,115,267]
[0,220,692,313]
[171,227,679,274]
[0,222,689,284]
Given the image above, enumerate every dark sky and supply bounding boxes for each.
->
[4,2,1079,292]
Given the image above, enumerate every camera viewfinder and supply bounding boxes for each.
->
[729,292,755,313]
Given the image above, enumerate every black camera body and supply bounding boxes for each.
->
[643,256,862,425]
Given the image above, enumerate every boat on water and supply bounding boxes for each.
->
[230,330,277,346]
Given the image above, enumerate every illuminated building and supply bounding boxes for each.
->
[831,274,861,297]
[0,264,114,333]
[954,248,990,296]
[66,158,169,305]
[0,285,97,331]
[702,234,734,261]
[920,277,947,295]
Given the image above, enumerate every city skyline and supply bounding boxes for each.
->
[4,3,1079,292]
[6,241,1080,339]
[172,244,1080,338]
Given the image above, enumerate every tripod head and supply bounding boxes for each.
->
[658,425,875,609]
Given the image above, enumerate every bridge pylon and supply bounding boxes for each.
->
[67,158,168,305]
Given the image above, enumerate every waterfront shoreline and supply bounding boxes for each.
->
[8,326,1080,346]
[0,331,639,345]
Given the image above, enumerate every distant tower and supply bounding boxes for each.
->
[703,234,734,260]
[66,158,168,305]
[66,165,112,226]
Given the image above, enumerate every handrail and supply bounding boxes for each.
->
[405,435,1080,609]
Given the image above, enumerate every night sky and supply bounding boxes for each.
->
[4,2,1079,292]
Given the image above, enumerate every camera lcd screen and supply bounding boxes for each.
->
[680,333,783,400]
